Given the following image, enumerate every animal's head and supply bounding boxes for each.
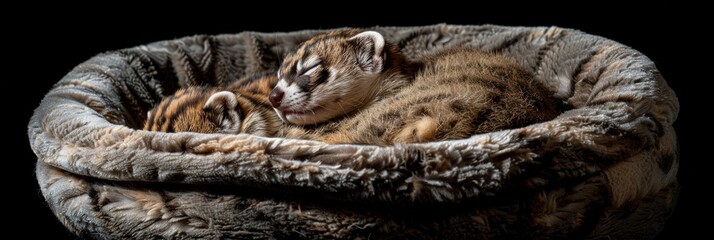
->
[270,30,400,125]
[143,87,254,134]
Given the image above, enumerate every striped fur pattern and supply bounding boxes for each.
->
[145,30,559,146]
[274,29,559,145]
[143,73,282,136]
[272,29,417,125]
[33,25,679,239]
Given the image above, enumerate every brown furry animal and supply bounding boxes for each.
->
[145,30,559,146]
[143,73,282,137]
[310,48,559,145]
[270,30,417,125]
[271,30,559,145]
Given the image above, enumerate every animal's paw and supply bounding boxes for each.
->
[394,116,438,143]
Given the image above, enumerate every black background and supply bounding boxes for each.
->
[12,4,703,239]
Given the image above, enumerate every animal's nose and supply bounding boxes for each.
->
[269,88,285,108]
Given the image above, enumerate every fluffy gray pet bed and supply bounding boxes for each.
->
[29,24,679,239]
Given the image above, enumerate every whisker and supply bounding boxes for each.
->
[336,101,348,116]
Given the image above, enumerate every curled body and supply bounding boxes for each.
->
[143,73,282,137]
[308,48,559,145]
[144,30,559,146]
[270,29,559,145]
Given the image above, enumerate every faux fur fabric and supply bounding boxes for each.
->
[28,24,679,239]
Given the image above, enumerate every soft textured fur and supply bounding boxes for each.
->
[146,31,558,147]
[271,29,417,125]
[143,73,281,136]
[29,25,679,239]
[313,46,559,145]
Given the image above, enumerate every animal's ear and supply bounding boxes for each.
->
[349,31,385,74]
[204,91,242,133]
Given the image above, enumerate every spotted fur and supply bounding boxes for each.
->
[274,30,559,145]
[146,30,559,147]
[316,47,560,145]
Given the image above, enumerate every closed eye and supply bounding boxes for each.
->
[301,63,321,76]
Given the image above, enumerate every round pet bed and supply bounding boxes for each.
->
[28,24,679,239]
